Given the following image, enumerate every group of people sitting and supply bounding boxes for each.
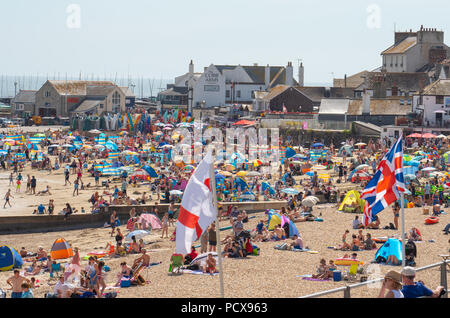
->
[337,229,377,251]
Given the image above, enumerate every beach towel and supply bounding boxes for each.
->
[181,269,219,276]
[301,277,330,282]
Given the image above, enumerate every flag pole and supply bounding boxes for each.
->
[210,148,225,298]
[400,135,406,268]
[401,191,406,268]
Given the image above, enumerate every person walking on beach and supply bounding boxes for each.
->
[26,175,31,193]
[30,176,36,195]
[73,178,79,196]
[64,168,71,186]
[4,189,13,208]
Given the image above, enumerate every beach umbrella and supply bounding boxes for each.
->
[355,164,369,170]
[142,165,159,178]
[436,134,447,139]
[407,133,422,138]
[421,167,436,172]
[305,171,314,177]
[354,142,367,147]
[246,171,261,177]
[253,159,263,167]
[125,230,150,242]
[421,133,436,138]
[170,190,183,196]
[138,214,162,230]
[224,164,235,172]
[236,171,247,177]
[281,188,299,195]
[218,170,233,177]
[89,129,101,134]
[404,174,416,180]
[311,142,324,148]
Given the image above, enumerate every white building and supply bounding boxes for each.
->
[381,27,449,73]
[160,61,301,109]
[413,78,450,127]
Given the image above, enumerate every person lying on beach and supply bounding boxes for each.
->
[36,185,51,196]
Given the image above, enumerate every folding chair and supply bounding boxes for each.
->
[168,254,184,275]
[48,263,63,285]
[347,263,359,282]
[131,262,146,285]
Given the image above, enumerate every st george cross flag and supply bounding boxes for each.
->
[176,150,217,254]
[361,136,405,226]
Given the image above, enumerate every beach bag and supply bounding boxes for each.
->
[120,278,131,288]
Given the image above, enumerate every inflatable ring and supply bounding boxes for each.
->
[334,258,361,266]
[425,216,439,225]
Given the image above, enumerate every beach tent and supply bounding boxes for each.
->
[374,238,402,264]
[267,211,282,230]
[0,246,23,271]
[50,238,74,260]
[262,182,275,195]
[280,214,300,238]
[338,190,366,212]
[142,165,158,178]
[285,147,296,158]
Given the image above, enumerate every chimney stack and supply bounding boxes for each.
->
[286,62,294,86]
[189,60,194,77]
[265,64,271,90]
[298,62,304,87]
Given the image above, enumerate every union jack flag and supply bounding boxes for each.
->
[361,136,405,226]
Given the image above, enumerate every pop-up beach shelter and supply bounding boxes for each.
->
[50,238,74,260]
[374,238,403,264]
[338,190,366,213]
[0,246,23,271]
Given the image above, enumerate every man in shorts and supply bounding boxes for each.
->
[7,270,30,298]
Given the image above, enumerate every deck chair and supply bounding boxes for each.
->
[131,262,146,285]
[168,254,184,275]
[347,263,359,282]
[48,263,63,285]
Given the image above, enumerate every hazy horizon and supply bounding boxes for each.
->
[1,0,449,95]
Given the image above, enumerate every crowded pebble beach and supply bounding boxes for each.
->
[0,118,449,298]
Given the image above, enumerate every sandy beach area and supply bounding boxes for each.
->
[0,166,448,298]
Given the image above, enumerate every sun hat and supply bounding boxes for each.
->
[401,266,416,277]
[385,270,402,284]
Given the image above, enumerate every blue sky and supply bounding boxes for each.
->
[1,0,449,85]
